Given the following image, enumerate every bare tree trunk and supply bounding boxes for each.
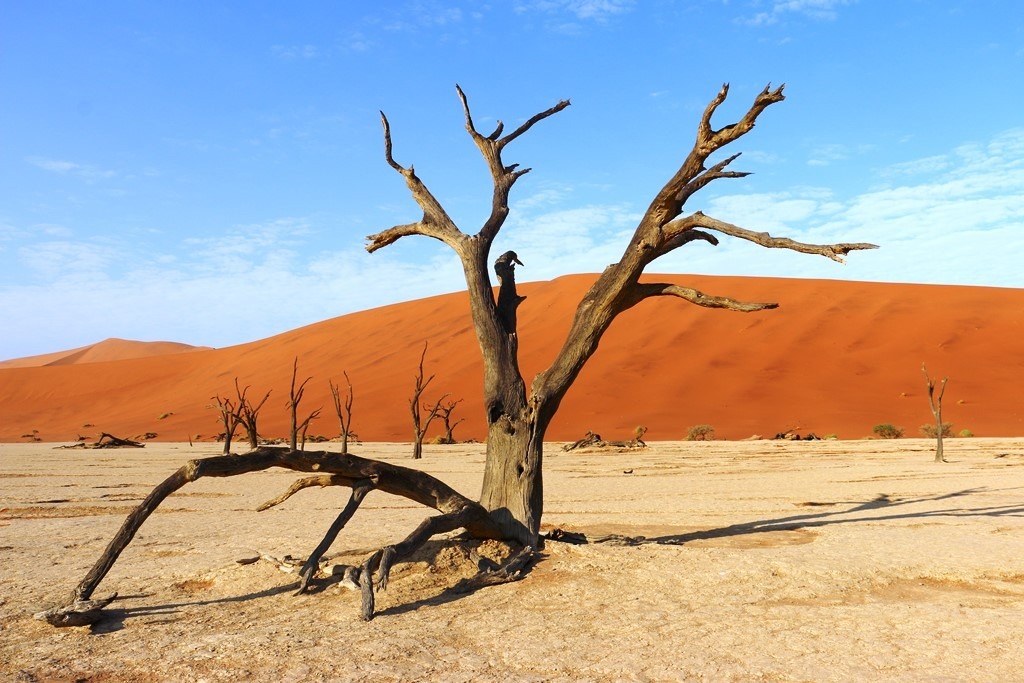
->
[437,399,464,444]
[329,371,354,455]
[410,342,444,459]
[923,364,949,463]
[235,379,271,450]
[211,394,241,454]
[479,418,546,544]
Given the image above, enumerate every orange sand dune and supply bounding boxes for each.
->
[0,337,209,369]
[1,274,1022,443]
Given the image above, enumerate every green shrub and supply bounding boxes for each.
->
[920,422,954,438]
[686,424,715,441]
[823,433,838,440]
[872,424,904,439]
[958,428,974,438]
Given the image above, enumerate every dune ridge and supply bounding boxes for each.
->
[1,274,1021,443]
[0,337,210,369]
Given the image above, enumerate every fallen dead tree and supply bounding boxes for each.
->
[57,433,146,449]
[36,446,533,625]
[562,427,648,452]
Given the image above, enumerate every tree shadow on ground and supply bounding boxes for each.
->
[93,538,538,626]
[643,487,1024,546]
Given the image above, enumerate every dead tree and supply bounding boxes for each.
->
[410,342,445,459]
[43,84,875,625]
[287,357,321,452]
[210,394,242,454]
[922,364,949,463]
[329,371,355,454]
[436,398,465,444]
[367,83,875,544]
[234,378,271,449]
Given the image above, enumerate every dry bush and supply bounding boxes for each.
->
[920,422,954,439]
[872,424,904,439]
[686,424,715,441]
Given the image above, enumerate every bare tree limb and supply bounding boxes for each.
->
[257,474,361,512]
[628,283,779,312]
[676,212,879,263]
[296,480,375,594]
[365,113,464,253]
[643,83,786,229]
[456,85,570,243]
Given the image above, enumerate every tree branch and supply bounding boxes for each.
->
[680,212,879,263]
[365,112,464,253]
[456,85,570,243]
[643,83,785,231]
[627,283,779,312]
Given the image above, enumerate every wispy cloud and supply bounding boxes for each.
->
[271,44,319,60]
[741,0,854,26]
[807,142,874,167]
[514,0,634,29]
[27,157,116,182]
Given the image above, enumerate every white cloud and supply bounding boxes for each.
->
[271,44,319,60]
[27,157,116,181]
[515,0,634,23]
[741,0,853,26]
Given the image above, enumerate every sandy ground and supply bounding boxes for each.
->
[2,438,1023,682]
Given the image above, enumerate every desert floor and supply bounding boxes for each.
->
[2,439,1023,682]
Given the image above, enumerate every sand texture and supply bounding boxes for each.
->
[2,274,1023,443]
[2,439,1023,682]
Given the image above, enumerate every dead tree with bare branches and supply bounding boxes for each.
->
[922,364,949,463]
[329,371,355,454]
[287,358,322,452]
[234,379,272,450]
[410,343,445,459]
[436,398,465,444]
[43,84,875,625]
[210,394,242,454]
[366,82,875,544]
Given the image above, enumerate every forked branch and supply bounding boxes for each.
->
[366,113,464,254]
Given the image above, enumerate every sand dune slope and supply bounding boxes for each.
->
[0,338,209,369]
[1,274,1022,443]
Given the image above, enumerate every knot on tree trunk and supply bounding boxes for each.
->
[494,250,525,334]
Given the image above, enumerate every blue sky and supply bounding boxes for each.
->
[2,1,1022,360]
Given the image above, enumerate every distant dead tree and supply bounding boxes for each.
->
[286,358,322,452]
[922,364,949,463]
[234,378,272,450]
[436,398,465,444]
[44,84,876,626]
[410,342,445,459]
[328,371,355,455]
[210,394,242,454]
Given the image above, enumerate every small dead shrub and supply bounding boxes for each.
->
[872,424,904,439]
[686,424,715,441]
[920,422,954,439]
